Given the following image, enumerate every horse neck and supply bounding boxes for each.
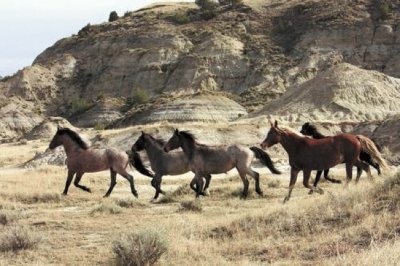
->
[312,130,326,139]
[61,136,83,156]
[279,130,303,156]
[145,139,164,161]
[179,136,196,160]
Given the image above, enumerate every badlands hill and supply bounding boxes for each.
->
[0,0,400,144]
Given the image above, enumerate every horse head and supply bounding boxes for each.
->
[261,121,282,149]
[132,131,146,152]
[300,122,316,136]
[163,129,181,152]
[49,127,64,149]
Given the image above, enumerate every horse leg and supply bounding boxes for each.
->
[63,170,75,195]
[345,163,353,187]
[304,169,323,195]
[248,169,263,196]
[104,169,117,197]
[203,174,212,196]
[190,177,197,192]
[118,168,138,198]
[323,168,342,184]
[237,169,250,199]
[284,168,299,203]
[310,170,323,194]
[354,160,372,183]
[74,172,91,193]
[194,174,204,198]
[153,174,164,200]
[361,152,381,175]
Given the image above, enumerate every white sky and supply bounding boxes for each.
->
[0,0,193,77]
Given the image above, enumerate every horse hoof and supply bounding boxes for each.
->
[203,189,210,196]
[103,194,110,198]
[62,192,68,196]
[283,196,289,203]
[308,190,314,195]
[133,191,138,198]
[87,188,92,193]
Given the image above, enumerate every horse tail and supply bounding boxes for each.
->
[250,146,281,174]
[127,151,154,178]
[356,135,388,171]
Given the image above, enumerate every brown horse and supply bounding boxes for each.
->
[300,122,387,189]
[49,127,152,197]
[131,132,212,199]
[261,121,372,202]
[164,129,281,198]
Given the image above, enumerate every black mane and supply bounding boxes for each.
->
[179,131,210,147]
[301,123,326,139]
[58,128,89,149]
[146,134,166,146]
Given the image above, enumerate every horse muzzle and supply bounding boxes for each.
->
[260,142,268,149]
[163,145,170,152]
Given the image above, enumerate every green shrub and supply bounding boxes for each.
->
[94,122,106,131]
[379,2,391,20]
[218,0,243,6]
[78,23,91,37]
[109,11,119,22]
[70,98,93,115]
[195,0,218,10]
[167,10,191,24]
[131,88,150,104]
[113,229,167,266]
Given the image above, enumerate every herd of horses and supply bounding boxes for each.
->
[48,121,387,202]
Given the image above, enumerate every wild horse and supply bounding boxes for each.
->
[49,127,153,197]
[131,132,212,199]
[300,122,386,188]
[261,121,375,202]
[164,129,281,198]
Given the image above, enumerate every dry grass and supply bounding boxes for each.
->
[179,200,203,212]
[112,228,167,266]
[0,153,399,265]
[0,226,41,253]
[90,201,123,215]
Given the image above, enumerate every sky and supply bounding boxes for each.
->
[0,0,193,77]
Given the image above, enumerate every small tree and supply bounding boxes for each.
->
[109,11,119,22]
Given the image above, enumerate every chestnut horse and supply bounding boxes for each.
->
[300,122,386,189]
[261,121,372,202]
[131,132,212,199]
[164,129,281,198]
[49,127,153,197]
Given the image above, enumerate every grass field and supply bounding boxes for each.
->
[0,140,399,265]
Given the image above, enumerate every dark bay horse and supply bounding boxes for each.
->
[164,129,281,198]
[300,122,386,188]
[131,132,212,199]
[49,127,153,197]
[261,121,373,202]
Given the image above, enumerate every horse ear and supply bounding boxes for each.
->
[269,120,274,128]
[141,131,145,135]
[274,120,278,128]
